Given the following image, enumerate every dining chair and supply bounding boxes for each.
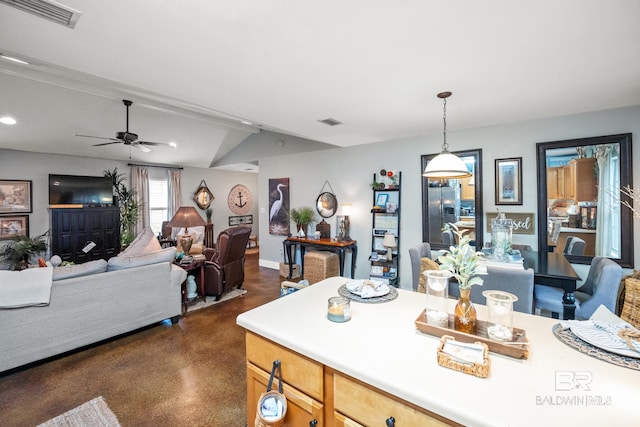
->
[563,236,586,256]
[534,256,623,320]
[441,229,455,246]
[511,244,532,252]
[448,267,535,314]
[408,242,433,292]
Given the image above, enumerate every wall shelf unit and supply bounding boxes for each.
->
[369,171,401,287]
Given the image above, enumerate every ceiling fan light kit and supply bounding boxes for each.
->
[75,99,174,155]
[423,91,472,180]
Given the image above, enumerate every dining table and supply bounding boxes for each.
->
[520,250,582,319]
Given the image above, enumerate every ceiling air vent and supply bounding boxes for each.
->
[318,118,343,127]
[0,0,82,28]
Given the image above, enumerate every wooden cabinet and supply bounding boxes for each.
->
[245,332,457,427]
[567,158,597,201]
[459,176,475,201]
[547,166,566,199]
[51,207,120,263]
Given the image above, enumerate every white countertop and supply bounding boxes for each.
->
[237,277,638,426]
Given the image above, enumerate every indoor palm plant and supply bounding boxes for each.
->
[289,206,317,236]
[104,168,141,248]
[0,231,48,270]
[437,223,487,333]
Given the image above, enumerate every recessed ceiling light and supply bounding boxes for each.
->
[0,54,30,65]
[0,117,17,125]
[169,142,177,148]
[241,120,252,126]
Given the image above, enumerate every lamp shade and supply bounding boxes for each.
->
[169,206,206,228]
[341,204,352,216]
[382,232,397,248]
[423,151,472,179]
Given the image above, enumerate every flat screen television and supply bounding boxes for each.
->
[49,174,114,206]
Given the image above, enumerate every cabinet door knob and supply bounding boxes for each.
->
[309,420,318,427]
[386,416,396,426]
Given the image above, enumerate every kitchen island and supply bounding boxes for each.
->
[237,276,638,426]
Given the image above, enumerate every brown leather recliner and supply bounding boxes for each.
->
[202,226,251,300]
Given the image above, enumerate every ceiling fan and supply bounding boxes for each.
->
[76,99,172,153]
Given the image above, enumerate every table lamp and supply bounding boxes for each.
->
[341,204,352,241]
[382,232,397,261]
[169,206,206,254]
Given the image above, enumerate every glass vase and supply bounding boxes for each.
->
[491,212,513,261]
[425,271,450,327]
[454,288,477,334]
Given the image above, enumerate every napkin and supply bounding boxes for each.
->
[346,279,389,298]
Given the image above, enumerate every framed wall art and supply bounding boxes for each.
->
[0,180,32,213]
[0,215,29,240]
[495,158,522,205]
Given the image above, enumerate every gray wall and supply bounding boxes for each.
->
[0,149,258,259]
[258,106,640,289]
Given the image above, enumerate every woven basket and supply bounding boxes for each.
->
[304,251,339,284]
[254,390,287,427]
[621,277,640,329]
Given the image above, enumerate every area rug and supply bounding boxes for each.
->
[38,396,121,427]
[186,288,248,312]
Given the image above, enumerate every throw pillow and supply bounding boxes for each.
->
[53,259,108,281]
[119,226,162,257]
[107,247,177,271]
[418,257,440,293]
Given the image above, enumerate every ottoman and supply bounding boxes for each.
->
[304,251,339,284]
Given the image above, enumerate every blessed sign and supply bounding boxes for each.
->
[485,212,535,235]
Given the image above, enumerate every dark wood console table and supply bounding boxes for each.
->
[521,250,581,319]
[283,237,358,280]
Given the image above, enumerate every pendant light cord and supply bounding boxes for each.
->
[442,97,448,151]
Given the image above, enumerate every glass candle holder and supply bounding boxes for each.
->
[327,296,351,322]
[483,290,518,341]
[424,271,450,327]
[491,213,513,261]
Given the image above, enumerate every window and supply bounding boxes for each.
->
[148,178,168,235]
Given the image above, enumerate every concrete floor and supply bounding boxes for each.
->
[0,251,281,427]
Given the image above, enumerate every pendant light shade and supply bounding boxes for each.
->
[423,91,472,179]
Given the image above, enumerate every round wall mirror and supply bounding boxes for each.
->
[316,192,338,218]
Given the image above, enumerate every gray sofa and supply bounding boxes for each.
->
[0,260,186,373]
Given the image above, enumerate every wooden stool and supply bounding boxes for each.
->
[304,251,339,284]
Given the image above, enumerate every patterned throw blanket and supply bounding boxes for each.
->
[0,267,53,308]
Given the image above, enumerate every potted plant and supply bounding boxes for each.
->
[104,168,141,248]
[0,231,48,270]
[437,223,487,333]
[205,207,213,223]
[289,206,317,237]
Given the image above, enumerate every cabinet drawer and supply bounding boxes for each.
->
[247,362,323,427]
[333,411,364,427]
[246,332,323,401]
[333,373,455,427]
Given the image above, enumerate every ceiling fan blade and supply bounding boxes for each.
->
[75,134,118,141]
[133,143,152,153]
[137,140,170,147]
[92,141,122,147]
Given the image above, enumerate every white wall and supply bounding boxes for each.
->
[258,106,640,289]
[0,149,258,256]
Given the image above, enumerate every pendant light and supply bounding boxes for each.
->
[423,91,472,179]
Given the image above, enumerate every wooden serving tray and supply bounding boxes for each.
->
[415,309,529,359]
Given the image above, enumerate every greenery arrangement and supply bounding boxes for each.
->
[437,223,487,289]
[288,206,317,227]
[104,168,141,248]
[0,231,48,270]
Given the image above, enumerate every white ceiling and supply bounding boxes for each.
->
[0,1,639,170]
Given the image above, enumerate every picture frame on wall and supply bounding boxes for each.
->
[0,215,29,240]
[0,180,32,213]
[375,193,389,207]
[495,158,522,205]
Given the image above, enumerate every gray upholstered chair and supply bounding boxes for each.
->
[408,242,433,291]
[511,244,532,252]
[564,236,586,256]
[441,229,455,247]
[534,256,623,320]
[448,267,535,314]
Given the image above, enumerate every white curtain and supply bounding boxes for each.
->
[167,168,182,218]
[131,165,149,236]
[594,144,620,257]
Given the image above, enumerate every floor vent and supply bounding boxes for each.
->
[318,118,343,126]
[0,0,82,28]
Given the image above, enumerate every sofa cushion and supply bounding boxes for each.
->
[53,259,108,281]
[119,226,162,257]
[107,247,177,271]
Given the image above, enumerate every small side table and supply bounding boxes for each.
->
[176,259,205,313]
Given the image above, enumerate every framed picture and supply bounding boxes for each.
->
[0,180,32,213]
[495,158,522,205]
[0,215,29,240]
[375,193,389,207]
